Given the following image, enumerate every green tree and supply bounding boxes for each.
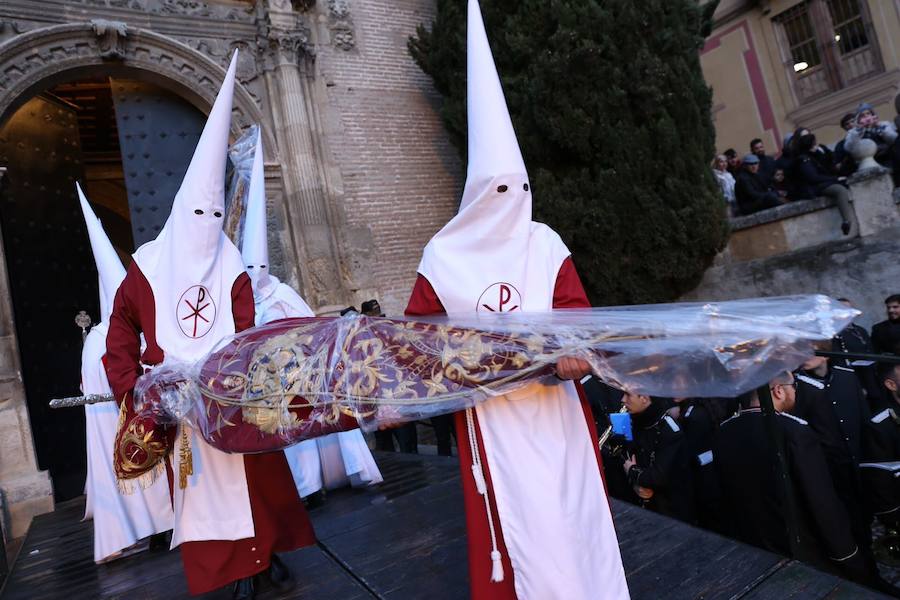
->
[410,0,728,305]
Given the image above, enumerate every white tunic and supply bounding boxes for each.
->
[82,323,174,562]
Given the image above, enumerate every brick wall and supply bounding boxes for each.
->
[316,0,462,314]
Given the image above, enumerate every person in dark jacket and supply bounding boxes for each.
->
[794,351,877,578]
[714,373,871,585]
[771,167,792,202]
[834,113,858,176]
[622,395,695,523]
[734,154,781,215]
[675,397,729,533]
[794,351,875,464]
[833,298,884,409]
[872,294,900,355]
[724,147,741,177]
[750,138,777,186]
[775,133,799,199]
[862,362,900,529]
[792,131,856,236]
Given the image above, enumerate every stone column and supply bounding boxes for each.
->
[0,166,54,542]
[259,3,351,311]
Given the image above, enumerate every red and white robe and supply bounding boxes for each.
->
[407,244,628,599]
[106,262,315,595]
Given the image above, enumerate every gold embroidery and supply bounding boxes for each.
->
[116,394,168,482]
[194,318,567,439]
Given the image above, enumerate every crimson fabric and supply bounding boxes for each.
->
[180,452,316,595]
[105,262,315,596]
[107,262,165,403]
[405,257,604,600]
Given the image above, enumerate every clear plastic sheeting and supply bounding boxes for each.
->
[223,124,260,247]
[133,294,856,454]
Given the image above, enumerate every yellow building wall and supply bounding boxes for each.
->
[701,0,900,155]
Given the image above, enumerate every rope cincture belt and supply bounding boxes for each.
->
[465,407,504,583]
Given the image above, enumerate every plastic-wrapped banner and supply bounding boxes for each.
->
[132,294,855,456]
[223,124,259,247]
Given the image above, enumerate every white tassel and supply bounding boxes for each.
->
[471,463,487,495]
[466,408,505,586]
[490,550,504,582]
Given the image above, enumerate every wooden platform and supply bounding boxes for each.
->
[0,452,887,599]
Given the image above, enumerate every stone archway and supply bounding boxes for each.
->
[0,21,275,148]
[0,21,281,539]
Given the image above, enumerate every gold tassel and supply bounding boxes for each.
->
[179,426,193,489]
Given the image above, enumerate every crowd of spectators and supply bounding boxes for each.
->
[589,294,900,596]
[712,101,900,237]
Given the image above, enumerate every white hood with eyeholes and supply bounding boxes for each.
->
[132,51,247,362]
[240,129,314,320]
[417,0,570,314]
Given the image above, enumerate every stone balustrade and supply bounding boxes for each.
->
[685,166,900,330]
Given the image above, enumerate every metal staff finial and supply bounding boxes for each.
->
[75,310,93,343]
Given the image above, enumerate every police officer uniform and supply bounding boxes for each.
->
[626,399,695,523]
[714,408,867,581]
[794,365,876,577]
[862,407,900,527]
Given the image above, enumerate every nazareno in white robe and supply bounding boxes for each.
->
[82,322,174,563]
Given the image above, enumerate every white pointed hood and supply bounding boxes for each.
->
[77,183,126,324]
[241,129,274,302]
[417,0,569,314]
[459,0,527,214]
[132,51,247,361]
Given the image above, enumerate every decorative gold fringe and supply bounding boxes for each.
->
[116,460,164,495]
[179,426,193,489]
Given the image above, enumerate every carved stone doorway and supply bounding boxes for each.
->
[0,23,281,538]
[0,75,205,501]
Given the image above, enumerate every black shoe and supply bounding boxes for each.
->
[841,220,851,235]
[232,576,256,600]
[304,489,325,509]
[148,531,171,552]
[267,554,296,592]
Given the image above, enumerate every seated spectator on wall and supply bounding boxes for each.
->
[775,133,796,183]
[846,103,899,185]
[772,168,792,202]
[834,113,857,176]
[712,154,736,215]
[724,148,741,177]
[792,127,838,177]
[792,131,857,236]
[750,138,777,185]
[734,154,781,216]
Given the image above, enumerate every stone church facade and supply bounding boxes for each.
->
[0,0,459,541]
